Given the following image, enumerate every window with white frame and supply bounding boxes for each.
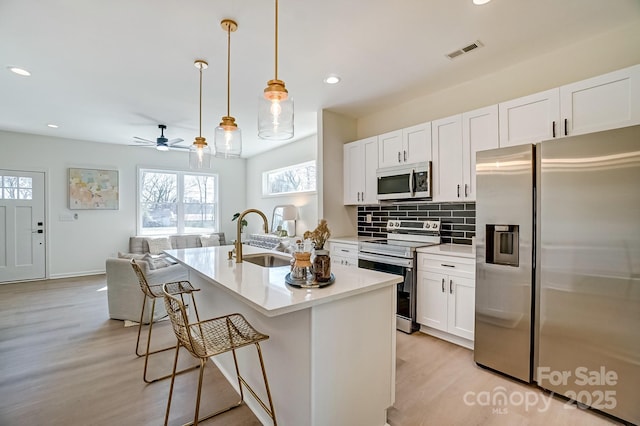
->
[1,175,33,200]
[138,168,218,235]
[262,160,316,196]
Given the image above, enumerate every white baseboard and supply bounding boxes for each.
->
[418,325,474,350]
[49,270,105,280]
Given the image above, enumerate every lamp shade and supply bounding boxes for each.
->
[282,205,297,220]
[189,137,212,169]
[214,122,242,159]
[258,81,294,140]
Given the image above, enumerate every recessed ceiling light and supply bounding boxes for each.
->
[324,75,341,85]
[8,66,31,76]
[473,0,492,5]
[47,124,59,128]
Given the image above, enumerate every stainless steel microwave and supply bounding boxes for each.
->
[377,162,432,200]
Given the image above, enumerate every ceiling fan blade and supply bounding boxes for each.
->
[169,145,190,151]
[128,144,155,147]
[133,136,155,144]
[167,138,185,145]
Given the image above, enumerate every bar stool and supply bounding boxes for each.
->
[130,259,201,383]
[162,282,277,426]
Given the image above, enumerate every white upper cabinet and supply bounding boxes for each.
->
[499,64,640,147]
[343,137,379,205]
[404,122,432,165]
[432,114,463,202]
[462,105,499,201]
[378,122,431,169]
[560,64,640,136]
[499,88,560,147]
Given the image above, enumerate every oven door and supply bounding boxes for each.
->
[358,252,418,334]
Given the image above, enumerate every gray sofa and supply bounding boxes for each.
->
[106,233,226,322]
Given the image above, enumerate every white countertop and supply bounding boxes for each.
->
[328,235,373,244]
[164,245,402,317]
[417,243,475,259]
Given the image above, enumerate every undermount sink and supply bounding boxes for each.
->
[243,253,292,268]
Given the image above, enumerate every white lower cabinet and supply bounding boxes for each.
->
[417,252,475,345]
[328,241,358,268]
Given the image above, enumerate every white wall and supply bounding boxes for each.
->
[358,22,640,137]
[318,110,358,238]
[245,134,318,238]
[0,130,246,278]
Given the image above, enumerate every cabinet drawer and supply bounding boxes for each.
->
[418,253,475,277]
[329,242,358,259]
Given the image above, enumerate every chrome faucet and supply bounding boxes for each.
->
[235,208,269,263]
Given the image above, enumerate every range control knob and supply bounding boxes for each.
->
[425,223,431,229]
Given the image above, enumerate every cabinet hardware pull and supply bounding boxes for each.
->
[441,278,445,293]
[404,150,407,162]
[552,121,556,138]
[341,249,349,252]
[358,192,361,202]
[564,118,568,136]
[441,263,455,268]
[457,184,460,198]
[362,191,364,201]
[398,152,401,163]
[449,280,453,294]
[464,184,468,197]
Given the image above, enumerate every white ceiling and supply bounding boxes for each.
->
[1,0,639,158]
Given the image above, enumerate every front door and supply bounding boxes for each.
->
[0,170,46,283]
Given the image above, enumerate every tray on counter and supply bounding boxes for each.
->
[285,272,335,288]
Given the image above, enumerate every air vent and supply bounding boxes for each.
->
[446,40,484,60]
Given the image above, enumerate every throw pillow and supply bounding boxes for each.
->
[146,237,172,255]
[143,253,172,270]
[199,234,220,247]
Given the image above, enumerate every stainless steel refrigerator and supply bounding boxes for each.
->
[474,125,640,425]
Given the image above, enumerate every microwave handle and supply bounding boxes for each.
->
[409,169,415,196]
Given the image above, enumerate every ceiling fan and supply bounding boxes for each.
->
[131,124,187,151]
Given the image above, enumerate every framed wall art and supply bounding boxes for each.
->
[69,168,119,210]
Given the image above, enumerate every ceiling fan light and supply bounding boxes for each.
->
[156,145,169,152]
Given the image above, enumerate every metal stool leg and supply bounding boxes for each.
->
[138,295,199,384]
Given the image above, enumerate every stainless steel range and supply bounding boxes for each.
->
[358,219,441,333]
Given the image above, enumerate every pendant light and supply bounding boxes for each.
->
[258,0,294,141]
[189,60,212,169]
[214,19,242,158]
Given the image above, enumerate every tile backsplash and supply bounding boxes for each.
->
[357,202,476,245]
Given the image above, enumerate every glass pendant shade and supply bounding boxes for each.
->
[258,0,294,141]
[214,117,242,158]
[258,80,294,140]
[190,60,211,169]
[189,137,212,169]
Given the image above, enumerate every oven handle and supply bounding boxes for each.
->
[358,252,413,268]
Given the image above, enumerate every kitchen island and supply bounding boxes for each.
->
[164,245,402,426]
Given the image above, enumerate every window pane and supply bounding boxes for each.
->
[183,175,215,203]
[4,188,16,199]
[264,161,316,195]
[140,171,178,234]
[183,203,216,233]
[19,177,32,188]
[4,176,17,188]
[19,189,33,200]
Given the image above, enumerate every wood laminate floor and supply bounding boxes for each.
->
[0,275,624,425]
